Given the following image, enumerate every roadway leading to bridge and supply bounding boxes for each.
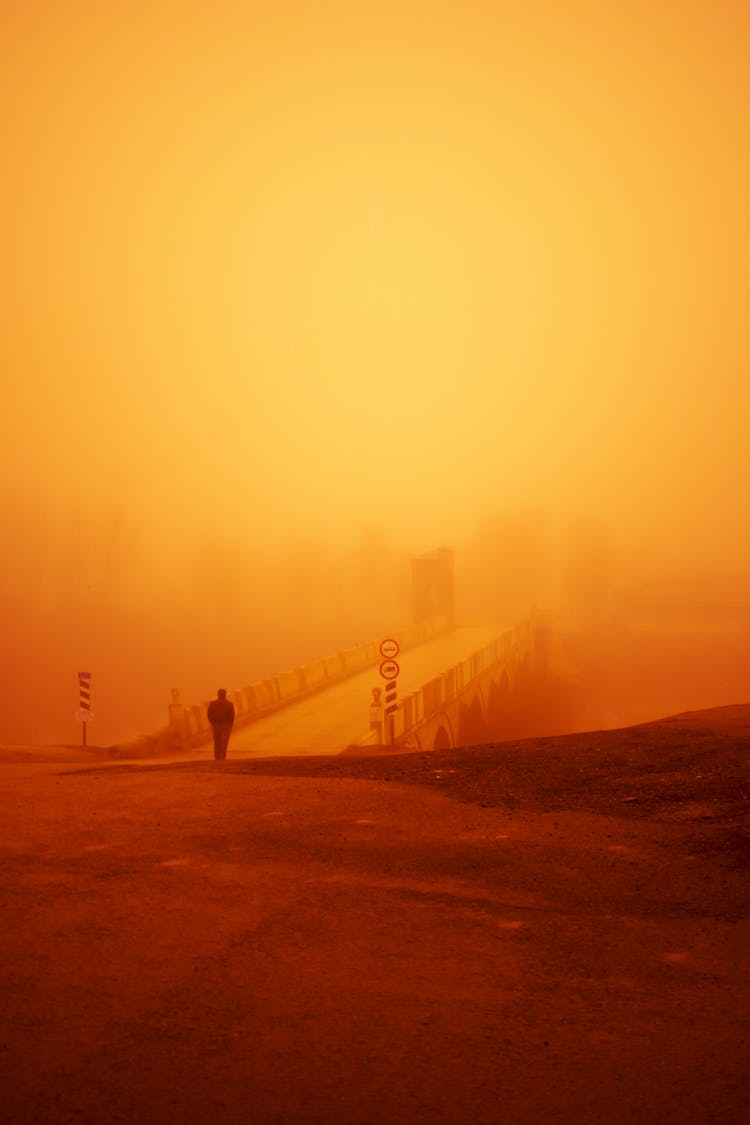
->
[216,624,504,758]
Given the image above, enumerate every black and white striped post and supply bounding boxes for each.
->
[384,677,398,745]
[378,638,400,746]
[77,671,91,746]
[369,687,384,743]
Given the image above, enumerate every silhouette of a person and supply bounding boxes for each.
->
[207,688,235,760]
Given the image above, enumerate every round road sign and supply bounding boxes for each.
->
[379,658,400,680]
[379,638,400,659]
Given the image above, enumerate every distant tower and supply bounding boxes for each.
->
[411,547,455,625]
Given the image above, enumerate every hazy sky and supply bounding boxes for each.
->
[2,1,749,743]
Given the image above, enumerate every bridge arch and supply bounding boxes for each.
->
[515,652,535,728]
[432,714,455,751]
[456,689,488,747]
[487,668,513,736]
[517,653,533,690]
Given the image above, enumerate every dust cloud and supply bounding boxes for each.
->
[1,2,748,745]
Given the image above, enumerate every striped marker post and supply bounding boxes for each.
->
[78,672,91,746]
[384,679,398,745]
[378,653,400,746]
[369,687,384,743]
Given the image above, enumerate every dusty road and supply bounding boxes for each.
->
[1,705,749,1123]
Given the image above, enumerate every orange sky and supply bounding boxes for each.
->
[1,1,749,743]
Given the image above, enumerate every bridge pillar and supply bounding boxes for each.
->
[168,688,185,743]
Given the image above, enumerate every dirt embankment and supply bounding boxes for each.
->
[0,704,748,1124]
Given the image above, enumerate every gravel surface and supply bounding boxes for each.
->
[0,704,748,1124]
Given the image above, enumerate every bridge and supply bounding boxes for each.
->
[155,613,565,759]
[384,617,542,751]
[126,549,572,759]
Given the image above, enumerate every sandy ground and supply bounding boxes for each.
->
[1,705,749,1124]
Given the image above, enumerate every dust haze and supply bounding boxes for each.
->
[2,1,748,746]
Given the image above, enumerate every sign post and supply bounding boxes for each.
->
[77,672,92,746]
[378,639,401,745]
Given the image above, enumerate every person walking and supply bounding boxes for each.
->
[207,688,235,760]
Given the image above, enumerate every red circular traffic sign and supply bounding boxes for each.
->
[379,637,400,659]
[379,659,400,680]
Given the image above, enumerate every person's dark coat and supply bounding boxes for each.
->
[207,697,235,726]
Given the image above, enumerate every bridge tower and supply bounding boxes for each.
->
[411,547,455,626]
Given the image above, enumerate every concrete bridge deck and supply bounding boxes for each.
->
[207,625,504,758]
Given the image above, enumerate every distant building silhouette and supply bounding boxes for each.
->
[411,547,455,625]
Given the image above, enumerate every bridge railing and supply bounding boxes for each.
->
[382,620,534,746]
